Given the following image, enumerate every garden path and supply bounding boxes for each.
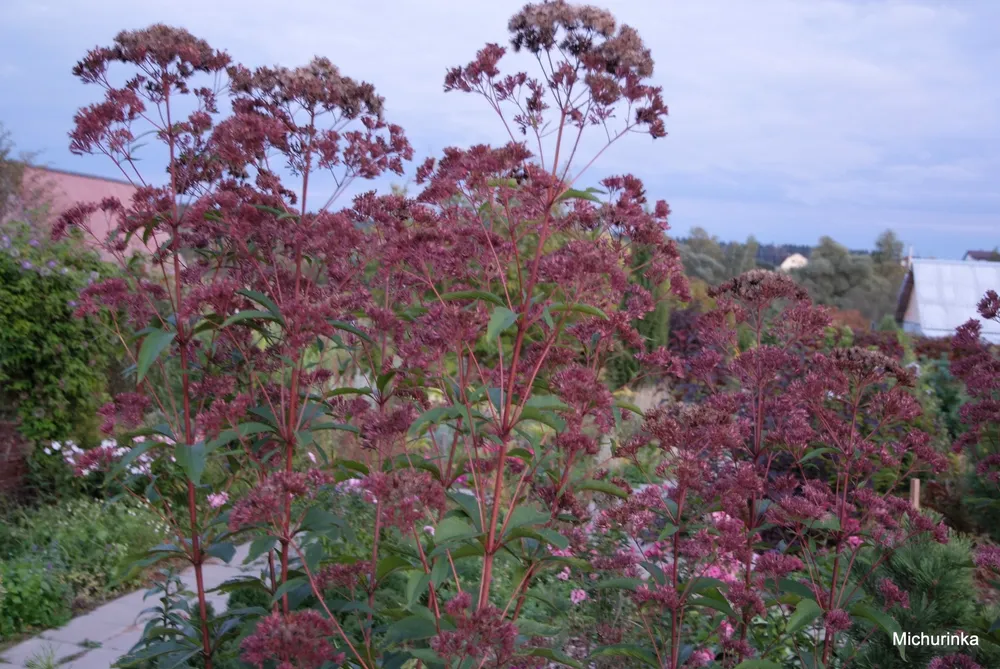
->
[1,543,254,668]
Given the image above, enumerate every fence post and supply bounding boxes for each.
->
[909,478,921,510]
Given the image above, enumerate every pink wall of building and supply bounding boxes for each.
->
[20,166,149,259]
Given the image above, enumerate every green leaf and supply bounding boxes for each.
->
[589,644,659,667]
[487,306,518,342]
[221,309,280,329]
[593,577,642,591]
[576,479,629,499]
[405,571,431,609]
[557,187,602,203]
[658,523,678,539]
[407,649,444,665]
[548,302,608,320]
[613,399,644,416]
[310,421,360,434]
[542,306,555,329]
[376,370,397,394]
[516,406,566,431]
[377,555,413,581]
[326,387,373,398]
[850,602,905,660]
[733,661,783,669]
[385,615,437,643]
[811,516,842,531]
[525,394,568,410]
[409,405,460,437]
[430,557,450,588]
[503,505,550,532]
[252,203,297,220]
[270,577,308,605]
[300,507,345,533]
[435,517,481,544]
[778,578,816,601]
[800,447,836,464]
[786,598,822,634]
[136,329,175,382]
[449,492,483,530]
[205,542,237,564]
[504,527,569,551]
[174,442,207,485]
[328,319,373,344]
[688,577,729,594]
[244,537,276,565]
[206,422,276,450]
[689,593,736,617]
[237,288,284,324]
[438,290,506,307]
[534,528,569,550]
[517,619,563,637]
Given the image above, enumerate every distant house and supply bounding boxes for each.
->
[19,165,142,260]
[895,258,1000,344]
[779,253,808,272]
[963,250,1000,262]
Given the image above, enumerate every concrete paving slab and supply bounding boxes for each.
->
[62,647,126,668]
[0,638,81,667]
[1,544,250,668]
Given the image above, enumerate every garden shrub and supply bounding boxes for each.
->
[951,292,1000,544]
[852,533,1000,669]
[0,552,73,639]
[0,496,169,640]
[0,219,122,499]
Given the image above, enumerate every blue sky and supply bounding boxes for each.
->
[1,0,998,258]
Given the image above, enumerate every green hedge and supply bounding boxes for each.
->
[0,221,117,447]
[0,497,169,640]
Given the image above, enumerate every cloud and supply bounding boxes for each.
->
[1,0,997,255]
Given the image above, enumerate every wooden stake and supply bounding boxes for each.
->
[909,478,921,510]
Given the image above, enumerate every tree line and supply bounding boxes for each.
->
[676,227,908,326]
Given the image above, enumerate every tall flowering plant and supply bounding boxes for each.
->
[58,24,410,668]
[262,2,690,667]
[951,292,1000,603]
[588,270,950,668]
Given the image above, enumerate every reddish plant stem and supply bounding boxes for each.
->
[163,83,213,669]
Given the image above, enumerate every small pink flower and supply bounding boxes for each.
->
[704,566,724,579]
[570,589,588,605]
[687,648,715,668]
[557,567,570,581]
[423,525,435,536]
[307,451,317,464]
[207,492,229,508]
[847,535,863,549]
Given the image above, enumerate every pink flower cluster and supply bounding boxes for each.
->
[240,610,344,669]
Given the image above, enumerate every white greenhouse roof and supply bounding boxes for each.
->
[897,258,1000,344]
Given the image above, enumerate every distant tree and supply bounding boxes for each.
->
[723,234,758,278]
[678,227,726,285]
[678,228,758,286]
[0,123,24,222]
[793,236,895,324]
[1,123,52,231]
[872,229,904,268]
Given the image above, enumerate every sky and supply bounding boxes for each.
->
[1,0,998,258]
